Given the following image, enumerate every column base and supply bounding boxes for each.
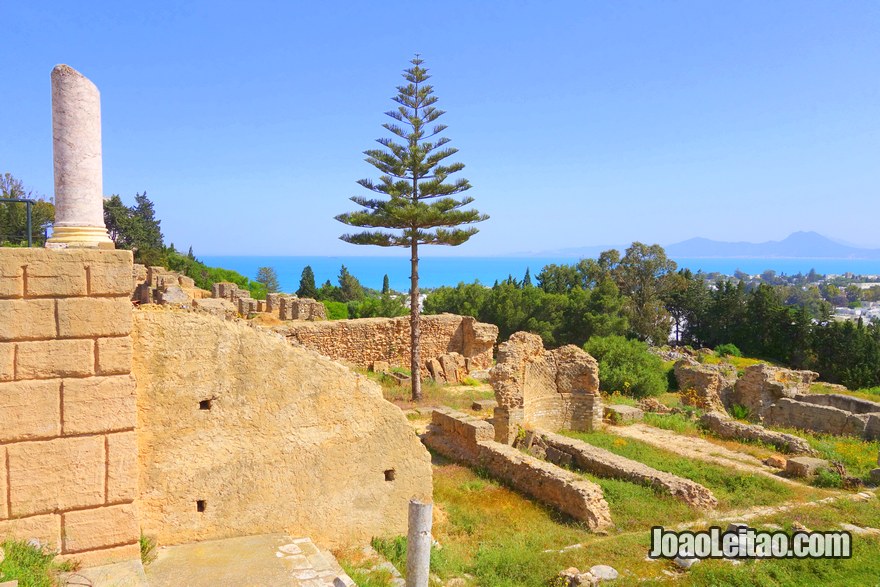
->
[46,225,115,249]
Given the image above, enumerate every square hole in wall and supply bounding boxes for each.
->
[197,500,206,512]
[199,399,212,410]
[384,469,396,482]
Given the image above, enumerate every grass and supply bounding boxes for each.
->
[563,430,814,510]
[351,456,867,587]
[684,497,880,586]
[361,368,495,412]
[139,532,157,566]
[810,382,880,403]
[0,540,77,587]
[766,425,880,484]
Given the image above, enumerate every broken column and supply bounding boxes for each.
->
[46,64,114,248]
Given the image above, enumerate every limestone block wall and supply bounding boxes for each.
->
[491,332,602,443]
[132,310,433,549]
[0,248,138,567]
[275,314,497,374]
[765,397,880,440]
[423,408,612,530]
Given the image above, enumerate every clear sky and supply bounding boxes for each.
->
[2,1,878,256]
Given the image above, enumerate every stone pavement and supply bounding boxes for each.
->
[144,533,354,587]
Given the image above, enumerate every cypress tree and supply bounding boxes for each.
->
[297,266,317,298]
[336,56,488,400]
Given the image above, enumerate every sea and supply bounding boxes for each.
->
[199,255,880,294]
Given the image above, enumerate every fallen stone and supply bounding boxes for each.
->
[674,554,699,570]
[604,404,644,424]
[386,371,411,386]
[786,456,829,477]
[0,581,17,587]
[157,284,192,306]
[472,399,498,411]
[764,456,787,469]
[637,398,671,414]
[792,522,811,533]
[532,429,718,509]
[699,411,816,455]
[589,565,619,581]
[839,523,880,536]
[871,468,880,484]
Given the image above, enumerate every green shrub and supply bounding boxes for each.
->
[715,343,742,357]
[322,300,349,320]
[0,539,76,587]
[813,467,844,488]
[584,335,667,397]
[729,404,751,421]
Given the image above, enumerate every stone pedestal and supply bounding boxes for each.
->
[47,64,113,248]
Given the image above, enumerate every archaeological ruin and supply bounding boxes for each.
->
[491,332,603,444]
[0,65,433,577]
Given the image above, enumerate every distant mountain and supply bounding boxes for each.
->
[666,232,880,259]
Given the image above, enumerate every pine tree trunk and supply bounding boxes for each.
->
[410,238,422,401]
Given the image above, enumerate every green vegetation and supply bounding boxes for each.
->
[103,192,268,299]
[255,266,280,294]
[714,343,742,357]
[335,55,488,401]
[0,173,54,246]
[767,426,880,483]
[139,533,157,566]
[0,540,76,587]
[564,430,805,509]
[585,335,667,397]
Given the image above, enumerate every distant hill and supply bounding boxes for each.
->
[665,232,880,259]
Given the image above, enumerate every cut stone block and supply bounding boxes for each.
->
[786,456,829,478]
[604,404,644,424]
[870,468,880,484]
[472,399,498,411]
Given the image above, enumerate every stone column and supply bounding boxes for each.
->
[47,64,114,248]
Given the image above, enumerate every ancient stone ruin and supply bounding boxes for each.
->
[423,408,613,530]
[765,393,880,440]
[275,313,498,376]
[732,363,818,418]
[673,358,735,412]
[0,65,432,576]
[46,65,114,248]
[491,332,602,444]
[134,310,431,548]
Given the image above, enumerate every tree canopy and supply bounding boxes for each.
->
[335,56,487,400]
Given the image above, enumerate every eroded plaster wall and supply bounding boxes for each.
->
[132,310,433,548]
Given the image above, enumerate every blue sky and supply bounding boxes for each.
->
[2,1,878,256]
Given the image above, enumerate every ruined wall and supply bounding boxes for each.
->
[0,248,139,567]
[674,359,735,413]
[424,408,612,530]
[491,332,602,443]
[765,397,880,440]
[526,430,717,509]
[732,364,818,418]
[132,310,432,549]
[274,314,497,374]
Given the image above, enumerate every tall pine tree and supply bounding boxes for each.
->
[336,56,487,400]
